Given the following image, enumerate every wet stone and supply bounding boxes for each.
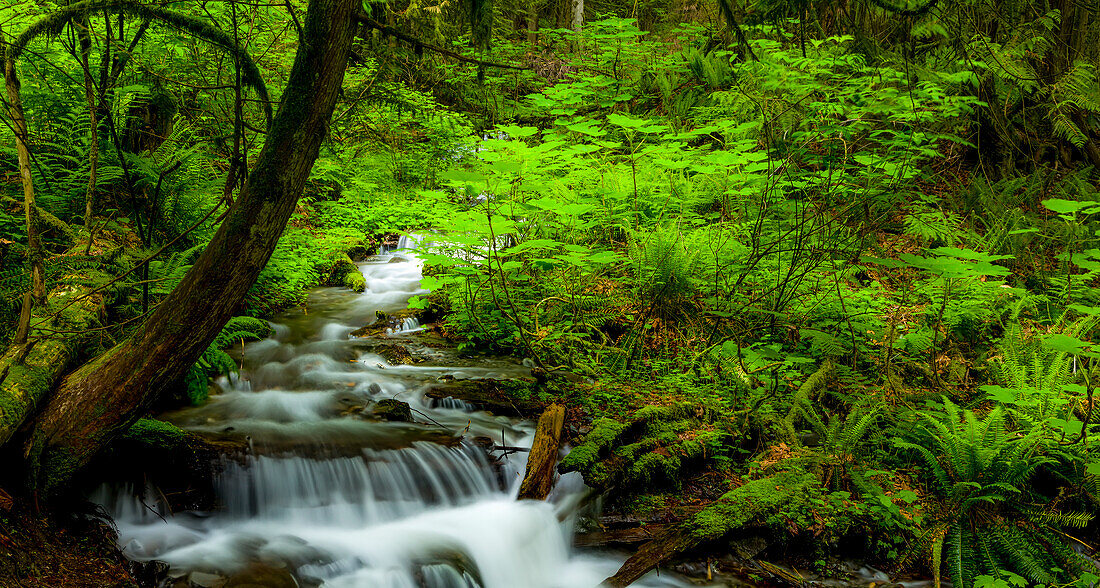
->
[373,398,413,422]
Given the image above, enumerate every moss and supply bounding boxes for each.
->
[688,471,817,541]
[633,402,702,424]
[559,417,626,473]
[343,269,366,292]
[182,366,209,405]
[0,341,71,445]
[684,470,858,544]
[119,418,190,450]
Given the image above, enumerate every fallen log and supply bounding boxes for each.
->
[0,281,107,447]
[517,403,565,500]
[603,471,816,587]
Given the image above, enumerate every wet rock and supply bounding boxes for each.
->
[377,344,415,365]
[373,399,413,422]
[128,559,170,587]
[91,419,248,512]
[224,563,298,588]
[368,382,383,394]
[729,535,769,559]
[188,570,226,587]
[425,379,542,417]
[349,309,424,338]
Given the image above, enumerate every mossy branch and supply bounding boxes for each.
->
[7,0,273,127]
[355,13,528,71]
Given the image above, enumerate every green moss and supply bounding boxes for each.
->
[182,365,209,405]
[343,269,366,292]
[688,471,817,541]
[118,418,190,450]
[0,341,71,445]
[559,417,626,473]
[632,402,701,423]
[685,470,858,544]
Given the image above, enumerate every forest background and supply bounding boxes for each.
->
[2,0,1100,586]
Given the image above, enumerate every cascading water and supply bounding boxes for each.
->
[94,237,690,587]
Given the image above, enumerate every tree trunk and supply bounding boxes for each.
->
[76,17,99,245]
[526,0,539,45]
[570,0,583,32]
[20,0,361,495]
[517,403,564,500]
[3,24,47,344]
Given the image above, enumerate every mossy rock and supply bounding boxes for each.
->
[343,269,366,292]
[325,253,364,292]
[91,418,247,512]
[373,399,413,422]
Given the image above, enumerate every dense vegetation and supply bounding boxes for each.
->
[3,0,1100,585]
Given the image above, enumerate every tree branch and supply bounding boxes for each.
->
[354,14,529,71]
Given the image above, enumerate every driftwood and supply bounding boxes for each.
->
[602,527,699,587]
[517,403,564,500]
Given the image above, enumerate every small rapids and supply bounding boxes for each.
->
[94,237,689,588]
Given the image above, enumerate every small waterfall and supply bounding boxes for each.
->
[96,231,689,588]
[216,443,499,524]
[386,317,422,334]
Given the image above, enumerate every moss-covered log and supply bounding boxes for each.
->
[518,403,565,500]
[0,283,107,448]
[559,402,729,494]
[0,342,70,448]
[603,471,817,587]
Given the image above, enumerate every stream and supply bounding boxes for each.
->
[93,238,691,588]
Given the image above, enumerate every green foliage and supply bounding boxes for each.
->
[894,398,1091,588]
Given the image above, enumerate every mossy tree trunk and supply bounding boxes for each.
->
[18,0,361,495]
[3,24,47,344]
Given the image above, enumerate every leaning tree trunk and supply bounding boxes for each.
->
[21,0,361,495]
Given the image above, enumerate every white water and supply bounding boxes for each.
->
[96,237,688,587]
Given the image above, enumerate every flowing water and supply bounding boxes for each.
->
[95,238,690,588]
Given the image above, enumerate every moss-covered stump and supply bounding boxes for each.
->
[88,418,247,512]
[558,402,731,495]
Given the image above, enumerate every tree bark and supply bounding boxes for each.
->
[517,403,564,500]
[21,0,361,495]
[570,0,583,32]
[3,24,47,344]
